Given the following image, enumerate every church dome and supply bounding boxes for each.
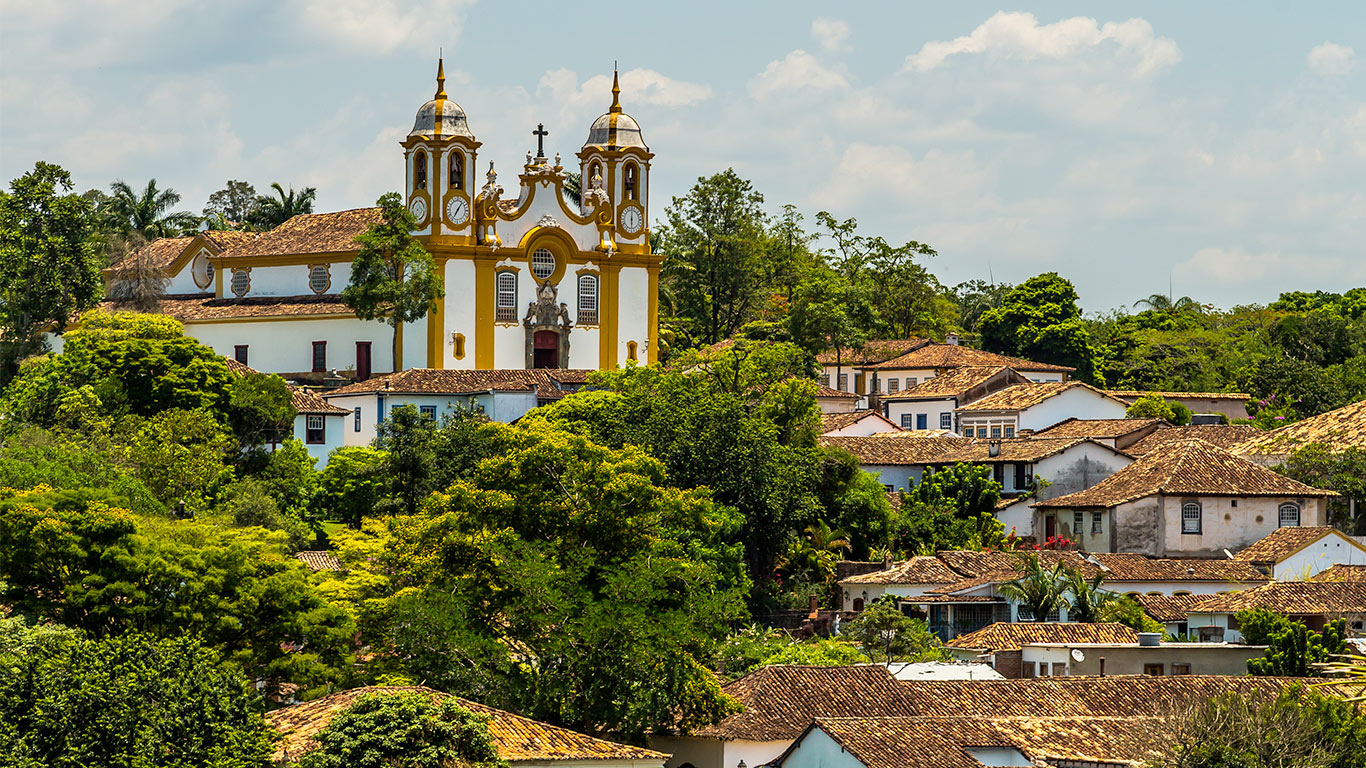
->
[581,71,648,151]
[408,60,474,140]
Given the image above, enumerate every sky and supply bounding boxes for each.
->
[2,1,1363,312]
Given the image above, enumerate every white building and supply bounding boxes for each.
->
[1231,525,1366,580]
[814,337,1073,402]
[954,381,1131,438]
[881,365,1030,433]
[224,359,349,466]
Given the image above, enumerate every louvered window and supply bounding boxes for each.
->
[496,272,517,321]
[577,275,599,324]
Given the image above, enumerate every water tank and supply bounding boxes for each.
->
[1137,632,1162,647]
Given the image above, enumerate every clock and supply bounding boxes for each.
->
[408,197,428,223]
[446,196,469,226]
[618,205,643,234]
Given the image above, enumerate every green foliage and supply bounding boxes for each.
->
[714,625,868,680]
[1276,445,1366,533]
[0,624,277,768]
[317,447,389,529]
[0,162,104,379]
[0,496,355,695]
[1062,567,1117,623]
[998,553,1068,621]
[342,192,444,368]
[1126,394,1192,425]
[842,596,948,663]
[104,178,199,237]
[216,477,313,550]
[297,692,507,768]
[885,464,1006,555]
[248,182,316,230]
[0,425,163,516]
[202,179,258,224]
[227,371,297,449]
[373,423,748,741]
[979,272,1098,382]
[776,519,851,590]
[1238,610,1349,677]
[123,408,235,507]
[375,403,439,515]
[1099,595,1165,633]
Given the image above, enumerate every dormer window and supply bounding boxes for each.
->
[192,251,213,289]
[414,151,428,191]
[449,152,463,190]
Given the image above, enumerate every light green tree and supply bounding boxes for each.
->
[297,692,508,768]
[842,596,947,663]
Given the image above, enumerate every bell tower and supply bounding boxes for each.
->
[401,58,481,241]
[578,69,653,252]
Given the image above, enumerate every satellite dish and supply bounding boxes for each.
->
[1071,648,1086,663]
[1223,549,1235,559]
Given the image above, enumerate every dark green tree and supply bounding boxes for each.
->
[842,596,947,663]
[248,182,317,230]
[375,403,439,515]
[1239,609,1349,677]
[227,370,297,450]
[341,192,444,371]
[998,553,1068,621]
[979,272,1098,381]
[0,162,104,380]
[202,179,258,227]
[105,178,198,237]
[316,447,389,529]
[1275,445,1366,533]
[1061,565,1116,623]
[297,692,508,768]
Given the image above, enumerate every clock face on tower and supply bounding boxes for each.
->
[445,197,469,226]
[408,198,428,223]
[619,206,643,234]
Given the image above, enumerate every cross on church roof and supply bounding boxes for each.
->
[533,123,549,158]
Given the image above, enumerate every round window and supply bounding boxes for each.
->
[231,268,250,297]
[192,252,213,289]
[531,248,555,280]
[309,264,330,294]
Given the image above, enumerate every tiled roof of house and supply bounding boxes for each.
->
[860,343,1075,373]
[325,368,591,400]
[266,685,666,763]
[1029,417,1164,440]
[1134,593,1209,623]
[703,666,1296,742]
[1232,526,1360,565]
[1311,564,1366,582]
[882,366,1018,400]
[814,384,859,399]
[200,229,263,251]
[1107,390,1251,401]
[294,551,344,572]
[1237,398,1366,457]
[821,435,1113,466]
[218,208,383,259]
[223,358,350,415]
[1125,425,1265,455]
[1188,581,1366,615]
[115,293,354,322]
[800,715,1165,768]
[841,557,961,585]
[1088,552,1269,583]
[1034,439,1335,509]
[816,338,932,365]
[946,622,1139,651]
[958,381,1127,413]
[934,550,1094,578]
[820,411,898,434]
[108,236,195,272]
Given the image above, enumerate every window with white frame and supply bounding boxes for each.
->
[305,414,325,444]
[1278,502,1300,527]
[419,405,437,419]
[1181,502,1202,534]
[1004,426,1015,438]
[1073,511,1084,534]
[495,271,517,321]
[900,414,913,429]
[531,248,555,280]
[577,274,599,324]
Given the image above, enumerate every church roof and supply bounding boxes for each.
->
[408,59,474,141]
[117,293,353,321]
[582,70,648,151]
[107,236,194,272]
[216,208,382,259]
[324,368,592,401]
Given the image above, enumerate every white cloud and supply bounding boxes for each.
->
[538,68,711,110]
[301,0,474,53]
[1307,42,1355,76]
[750,50,849,98]
[905,11,1180,76]
[811,18,850,53]
[1179,246,1366,285]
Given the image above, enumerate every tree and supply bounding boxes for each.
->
[104,232,170,312]
[375,403,439,515]
[1238,609,1349,678]
[297,692,508,768]
[249,182,317,230]
[1134,293,1200,313]
[658,169,768,344]
[1276,445,1366,533]
[890,463,1006,553]
[714,625,868,680]
[227,371,297,451]
[124,408,235,506]
[787,266,875,374]
[0,162,104,380]
[202,179,258,227]
[998,553,1068,621]
[979,272,1098,381]
[0,626,277,768]
[951,279,1014,333]
[376,423,749,741]
[1126,393,1192,425]
[1098,594,1164,633]
[341,192,443,371]
[842,596,947,663]
[316,447,389,529]
[778,520,851,588]
[1062,565,1117,623]
[105,178,198,237]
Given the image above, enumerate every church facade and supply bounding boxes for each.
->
[98,61,660,380]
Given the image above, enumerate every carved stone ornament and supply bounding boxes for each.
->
[523,278,572,368]
[582,169,610,209]
[478,161,503,202]
[536,214,560,229]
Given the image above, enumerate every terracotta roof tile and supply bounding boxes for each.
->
[1232,526,1361,564]
[861,344,1075,373]
[816,338,932,365]
[1188,580,1366,615]
[1237,399,1366,457]
[1029,417,1165,440]
[1107,390,1251,401]
[266,685,666,763]
[822,435,1113,465]
[881,366,1021,400]
[1088,552,1268,583]
[1134,593,1209,622]
[841,557,961,585]
[105,293,354,322]
[294,551,344,572]
[200,229,262,250]
[947,622,1138,652]
[820,411,897,434]
[1311,564,1366,582]
[1124,425,1265,455]
[1034,440,1335,509]
[325,368,592,401]
[218,208,383,259]
[814,384,859,399]
[109,236,194,272]
[958,381,1127,412]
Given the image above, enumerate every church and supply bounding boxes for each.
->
[98,60,660,381]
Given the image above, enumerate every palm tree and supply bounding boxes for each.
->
[780,520,852,585]
[106,179,199,238]
[998,553,1068,622]
[1063,566,1116,622]
[1133,293,1200,312]
[249,182,317,230]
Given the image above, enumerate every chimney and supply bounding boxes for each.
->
[946,333,960,346]
[808,594,819,618]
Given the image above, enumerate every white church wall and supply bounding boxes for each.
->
[493,323,525,369]
[619,266,650,363]
[401,317,428,370]
[186,318,394,375]
[165,248,212,295]
[233,262,351,298]
[500,183,599,252]
[568,326,600,369]
[445,260,477,369]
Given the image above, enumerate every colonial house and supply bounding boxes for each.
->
[880,365,1030,433]
[267,685,667,767]
[856,338,1074,399]
[1238,398,1366,466]
[322,367,590,446]
[953,381,1131,438]
[1025,417,1166,451]
[1232,526,1366,580]
[1185,581,1366,642]
[223,358,349,465]
[816,338,931,400]
[1106,390,1251,423]
[813,385,860,414]
[819,411,901,437]
[1032,439,1336,556]
[1122,423,1265,456]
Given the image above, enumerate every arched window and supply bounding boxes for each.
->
[577,274,598,325]
[414,151,428,191]
[589,161,602,187]
[1278,502,1300,527]
[623,163,637,200]
[531,248,555,280]
[449,152,463,190]
[627,340,638,361]
[495,271,517,322]
[1181,502,1202,534]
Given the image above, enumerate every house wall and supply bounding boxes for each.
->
[770,727,867,768]
[290,413,345,467]
[885,397,957,432]
[816,396,858,415]
[1019,643,1265,676]
[861,465,920,493]
[1017,388,1129,432]
[1273,534,1366,580]
[1034,443,1132,500]
[651,736,722,768]
[824,416,898,436]
[186,317,396,376]
[1159,496,1328,558]
[841,582,946,611]
[221,262,354,298]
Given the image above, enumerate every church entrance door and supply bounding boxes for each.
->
[533,330,559,369]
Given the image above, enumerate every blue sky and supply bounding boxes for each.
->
[2,1,1363,311]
